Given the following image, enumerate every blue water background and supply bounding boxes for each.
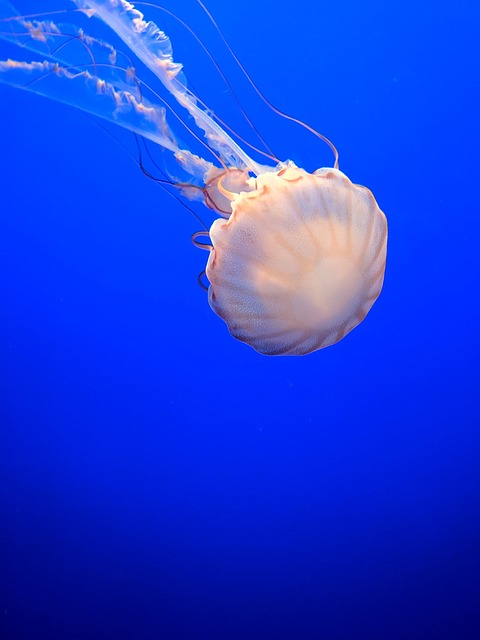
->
[1,1,479,638]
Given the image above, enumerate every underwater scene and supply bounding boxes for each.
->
[0,1,479,638]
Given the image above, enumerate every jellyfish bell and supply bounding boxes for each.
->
[205,164,387,355]
[0,0,387,356]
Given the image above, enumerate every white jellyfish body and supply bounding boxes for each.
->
[0,0,387,355]
[207,166,387,355]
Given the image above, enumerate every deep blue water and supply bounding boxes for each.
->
[1,1,479,639]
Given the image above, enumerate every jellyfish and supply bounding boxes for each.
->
[0,0,387,355]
